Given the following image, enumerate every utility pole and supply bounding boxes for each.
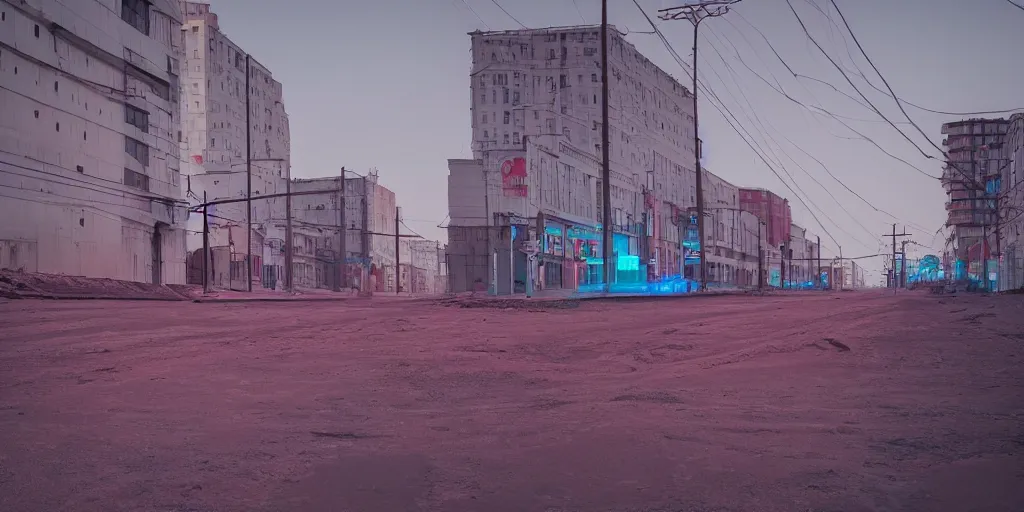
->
[780,241,787,289]
[202,191,210,294]
[887,224,912,295]
[339,166,347,290]
[284,164,293,292]
[395,206,401,294]
[816,235,821,290]
[837,246,843,291]
[757,221,763,292]
[660,0,739,292]
[982,223,989,291]
[900,240,910,289]
[244,53,253,292]
[600,0,612,291]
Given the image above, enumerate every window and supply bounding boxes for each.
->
[483,130,489,139]
[34,24,39,38]
[513,132,520,145]
[592,73,598,83]
[210,137,215,148]
[125,104,149,133]
[55,122,59,132]
[125,136,149,165]
[503,111,510,124]
[503,133,510,144]
[33,110,39,119]
[512,91,520,105]
[192,26,199,33]
[121,0,150,35]
[502,88,509,104]
[123,168,150,191]
[54,81,58,92]
[481,113,488,124]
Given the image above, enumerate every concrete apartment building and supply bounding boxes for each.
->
[941,118,1009,284]
[701,169,762,286]
[178,1,291,290]
[998,113,1024,291]
[290,172,406,292]
[738,188,791,286]
[447,25,697,294]
[0,0,187,283]
[786,223,821,287]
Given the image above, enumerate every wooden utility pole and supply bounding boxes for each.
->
[339,166,347,290]
[816,235,821,290]
[659,0,739,291]
[395,206,401,294]
[600,0,612,290]
[887,224,912,294]
[757,221,763,292]
[202,191,210,294]
[284,164,293,292]
[244,54,253,292]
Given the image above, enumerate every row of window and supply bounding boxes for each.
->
[123,167,150,192]
[121,0,150,35]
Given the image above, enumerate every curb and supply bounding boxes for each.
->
[192,297,355,303]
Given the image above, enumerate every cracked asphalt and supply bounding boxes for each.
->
[1,291,1022,511]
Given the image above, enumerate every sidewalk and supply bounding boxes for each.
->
[0,270,195,301]
[193,287,441,303]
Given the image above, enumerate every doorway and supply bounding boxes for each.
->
[152,224,163,284]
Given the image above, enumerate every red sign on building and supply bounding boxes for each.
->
[501,157,527,197]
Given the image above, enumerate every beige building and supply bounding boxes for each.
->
[177,1,291,289]
[448,25,697,294]
[0,0,187,283]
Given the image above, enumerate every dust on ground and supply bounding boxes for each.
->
[1,291,1022,511]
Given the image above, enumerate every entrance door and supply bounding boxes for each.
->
[152,225,162,284]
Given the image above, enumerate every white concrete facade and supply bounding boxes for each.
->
[290,172,403,291]
[0,0,187,283]
[462,25,694,233]
[703,168,761,286]
[998,113,1024,291]
[448,25,697,292]
[178,1,290,288]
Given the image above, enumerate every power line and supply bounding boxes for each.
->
[455,0,490,29]
[570,0,587,23]
[632,0,843,252]
[1005,0,1024,12]
[696,26,875,249]
[489,0,527,28]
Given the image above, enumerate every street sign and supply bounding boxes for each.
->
[520,240,540,256]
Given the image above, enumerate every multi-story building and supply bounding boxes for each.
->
[447,25,696,294]
[786,224,820,287]
[739,188,791,247]
[178,1,290,290]
[941,118,1009,283]
[0,0,187,283]
[701,169,760,286]
[998,113,1024,291]
[290,171,400,292]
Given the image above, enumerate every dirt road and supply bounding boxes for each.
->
[1,291,1022,511]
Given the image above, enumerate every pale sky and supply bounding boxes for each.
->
[205,0,1023,281]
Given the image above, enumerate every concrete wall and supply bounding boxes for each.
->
[179,1,291,275]
[0,0,186,283]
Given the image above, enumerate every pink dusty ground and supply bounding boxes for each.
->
[1,291,1022,512]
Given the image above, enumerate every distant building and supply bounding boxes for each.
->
[447,25,697,294]
[941,118,1008,283]
[998,113,1024,291]
[290,172,410,292]
[0,0,187,283]
[739,188,791,247]
[178,1,291,289]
